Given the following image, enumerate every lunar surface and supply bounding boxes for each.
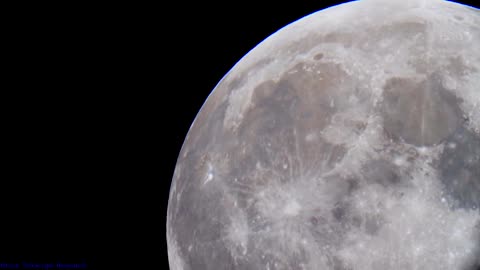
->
[167,0,480,269]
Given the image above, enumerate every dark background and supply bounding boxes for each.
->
[2,0,478,269]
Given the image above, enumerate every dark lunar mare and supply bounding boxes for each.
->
[381,74,462,146]
[439,127,480,210]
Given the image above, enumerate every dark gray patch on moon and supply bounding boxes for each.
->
[314,53,324,60]
[332,201,349,223]
[361,159,402,187]
[331,198,384,235]
[239,61,351,172]
[439,127,480,210]
[381,74,462,146]
[445,56,478,77]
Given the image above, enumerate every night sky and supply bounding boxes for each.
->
[2,0,478,269]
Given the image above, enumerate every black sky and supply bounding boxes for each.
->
[2,0,478,269]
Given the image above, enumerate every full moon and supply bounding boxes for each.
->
[167,0,480,269]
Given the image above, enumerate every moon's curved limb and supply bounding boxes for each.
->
[167,0,480,269]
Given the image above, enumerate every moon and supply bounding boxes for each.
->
[167,0,480,269]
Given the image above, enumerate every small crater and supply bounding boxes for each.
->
[346,178,360,194]
[309,215,328,227]
[454,15,464,21]
[332,202,348,222]
[314,53,324,60]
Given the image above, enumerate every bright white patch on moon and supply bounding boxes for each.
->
[167,0,480,269]
[283,200,301,216]
[203,163,214,185]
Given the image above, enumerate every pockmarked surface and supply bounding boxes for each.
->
[167,0,480,269]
